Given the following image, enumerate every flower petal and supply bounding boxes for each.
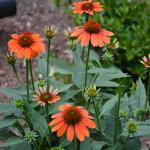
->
[67,125,74,142]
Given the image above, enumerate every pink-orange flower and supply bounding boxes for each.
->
[71,20,113,47]
[8,32,45,59]
[49,104,96,142]
[33,86,60,106]
[140,55,150,68]
[73,0,103,15]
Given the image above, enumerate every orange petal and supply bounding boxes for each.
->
[49,117,63,126]
[101,29,114,36]
[51,112,62,118]
[11,34,19,40]
[81,118,96,129]
[78,31,90,46]
[25,48,31,59]
[51,121,65,132]
[57,123,68,137]
[51,96,61,102]
[75,123,85,141]
[78,123,89,137]
[67,125,74,142]
[91,33,100,47]
[71,28,84,37]
[58,104,72,111]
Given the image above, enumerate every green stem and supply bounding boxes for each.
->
[16,121,25,136]
[72,139,76,150]
[26,60,30,102]
[84,44,91,88]
[81,46,85,61]
[123,133,130,150]
[12,64,20,83]
[145,72,150,109]
[92,98,101,136]
[113,84,122,144]
[47,40,51,91]
[29,59,35,91]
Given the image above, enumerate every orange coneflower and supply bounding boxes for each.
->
[8,32,45,59]
[71,20,113,47]
[140,54,150,68]
[73,0,103,15]
[33,86,60,106]
[49,104,96,142]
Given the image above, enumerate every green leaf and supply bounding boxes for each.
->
[80,138,91,150]
[0,103,16,114]
[26,102,48,137]
[72,50,85,88]
[58,84,73,93]
[0,88,25,99]
[0,138,24,147]
[91,141,108,150]
[9,142,31,150]
[0,118,17,129]
[54,68,73,75]
[101,95,118,116]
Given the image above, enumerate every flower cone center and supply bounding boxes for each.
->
[81,3,93,11]
[84,20,101,33]
[40,92,52,102]
[63,107,82,125]
[19,33,33,47]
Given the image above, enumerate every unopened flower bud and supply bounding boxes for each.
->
[64,27,75,40]
[43,25,57,39]
[38,79,46,87]
[102,51,113,62]
[15,99,25,109]
[24,131,38,143]
[4,53,16,65]
[119,110,128,119]
[126,119,138,134]
[85,84,100,97]
[107,38,119,49]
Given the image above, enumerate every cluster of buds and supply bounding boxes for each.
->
[119,110,128,119]
[85,84,100,98]
[24,131,38,143]
[140,54,150,68]
[38,79,46,87]
[64,27,77,50]
[4,52,16,65]
[126,119,138,134]
[43,25,57,40]
[135,109,150,121]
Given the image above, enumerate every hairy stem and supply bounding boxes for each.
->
[47,40,51,91]
[29,59,35,91]
[12,64,20,84]
[26,60,30,102]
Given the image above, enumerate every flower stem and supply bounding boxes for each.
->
[113,83,122,144]
[12,64,20,83]
[72,139,76,150]
[123,133,130,150]
[47,39,51,91]
[29,59,35,91]
[92,98,101,136]
[145,72,150,109]
[26,60,30,102]
[81,46,85,61]
[84,44,91,88]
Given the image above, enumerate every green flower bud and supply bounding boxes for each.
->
[43,25,57,40]
[67,40,77,50]
[15,99,25,109]
[24,131,38,143]
[119,110,128,119]
[102,51,113,62]
[126,119,138,134]
[38,79,46,87]
[107,38,119,49]
[85,84,100,97]
[4,53,16,65]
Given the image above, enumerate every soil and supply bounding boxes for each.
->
[0,0,73,102]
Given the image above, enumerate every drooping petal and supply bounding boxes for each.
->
[67,125,74,142]
[49,117,64,126]
[75,123,85,141]
[71,28,84,37]
[57,123,68,137]
[58,104,72,111]
[51,113,62,118]
[81,118,96,129]
[51,121,65,132]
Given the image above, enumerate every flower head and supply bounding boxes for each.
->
[140,55,150,68]
[73,0,103,15]
[126,119,138,134]
[71,20,113,47]
[33,86,61,106]
[8,32,45,60]
[4,52,16,65]
[49,104,96,142]
[15,99,25,109]
[64,27,74,40]
[119,110,128,119]
[43,25,57,39]
[85,84,100,97]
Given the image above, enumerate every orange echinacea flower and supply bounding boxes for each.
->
[73,0,103,15]
[33,86,60,106]
[8,32,45,59]
[71,20,113,47]
[49,104,96,142]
